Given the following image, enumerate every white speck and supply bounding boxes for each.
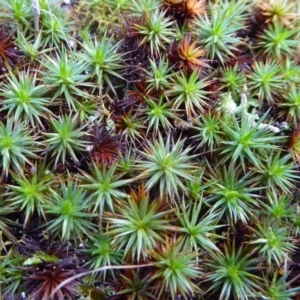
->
[31,166,37,174]
[68,39,76,48]
[280,122,289,129]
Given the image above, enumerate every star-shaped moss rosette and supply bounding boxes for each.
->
[0,0,299,299]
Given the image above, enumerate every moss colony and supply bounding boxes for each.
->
[1,0,300,299]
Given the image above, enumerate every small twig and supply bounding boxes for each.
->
[32,0,40,39]
[50,263,154,299]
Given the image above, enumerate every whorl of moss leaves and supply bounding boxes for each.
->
[0,0,300,299]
